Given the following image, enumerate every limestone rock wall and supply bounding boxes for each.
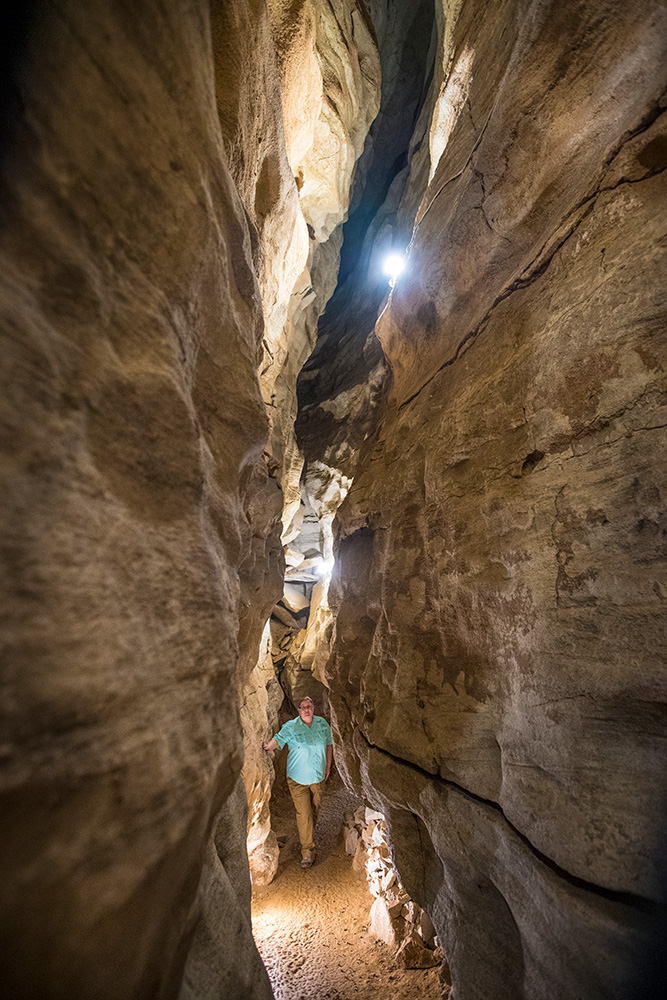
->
[3,2,666,999]
[297,0,437,478]
[286,0,439,734]
[341,806,444,973]
[241,625,284,887]
[210,0,306,687]
[0,0,382,991]
[0,2,280,998]
[258,0,381,545]
[227,0,383,885]
[324,1,667,998]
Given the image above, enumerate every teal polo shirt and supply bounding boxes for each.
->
[274,715,333,785]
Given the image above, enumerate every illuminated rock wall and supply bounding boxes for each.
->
[232,0,382,886]
[321,2,667,998]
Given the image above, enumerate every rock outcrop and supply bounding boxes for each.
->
[0,1,383,996]
[286,0,439,760]
[241,626,284,887]
[307,1,667,998]
[0,2,280,997]
[297,0,437,478]
[342,805,443,969]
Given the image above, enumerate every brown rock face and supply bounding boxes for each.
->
[324,1,667,998]
[0,1,385,996]
[0,3,275,998]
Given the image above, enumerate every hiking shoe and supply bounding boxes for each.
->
[301,850,314,868]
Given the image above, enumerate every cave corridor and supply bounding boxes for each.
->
[1,2,666,999]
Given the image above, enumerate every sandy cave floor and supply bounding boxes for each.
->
[252,769,444,1000]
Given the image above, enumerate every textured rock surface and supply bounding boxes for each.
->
[297,0,437,478]
[343,805,442,966]
[179,778,272,1000]
[283,0,439,740]
[324,2,667,998]
[233,0,383,898]
[1,2,387,995]
[0,3,275,998]
[211,0,304,687]
[260,0,381,544]
[0,0,383,992]
[241,625,284,886]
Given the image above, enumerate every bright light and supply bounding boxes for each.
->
[315,557,335,577]
[383,252,406,286]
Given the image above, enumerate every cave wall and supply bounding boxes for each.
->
[0,0,387,994]
[323,1,667,998]
[0,2,281,997]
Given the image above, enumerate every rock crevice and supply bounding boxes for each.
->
[355,725,654,910]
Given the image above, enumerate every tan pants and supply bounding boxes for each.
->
[287,776,324,854]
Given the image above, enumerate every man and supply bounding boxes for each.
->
[262,696,333,868]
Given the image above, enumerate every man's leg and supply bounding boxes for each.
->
[310,781,325,827]
[287,777,314,856]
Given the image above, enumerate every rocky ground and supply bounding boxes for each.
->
[252,770,444,1000]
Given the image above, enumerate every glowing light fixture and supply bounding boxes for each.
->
[315,557,335,577]
[383,252,406,287]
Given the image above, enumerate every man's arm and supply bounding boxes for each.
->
[325,744,332,780]
[263,720,290,753]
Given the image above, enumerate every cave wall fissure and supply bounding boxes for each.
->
[355,726,652,911]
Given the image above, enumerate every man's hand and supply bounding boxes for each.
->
[262,738,278,752]
[325,744,333,780]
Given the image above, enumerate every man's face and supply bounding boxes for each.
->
[298,699,314,723]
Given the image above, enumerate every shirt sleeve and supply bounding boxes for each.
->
[274,721,292,749]
[322,719,333,745]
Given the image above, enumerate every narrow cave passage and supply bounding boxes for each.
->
[251,769,443,1000]
[243,2,451,991]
